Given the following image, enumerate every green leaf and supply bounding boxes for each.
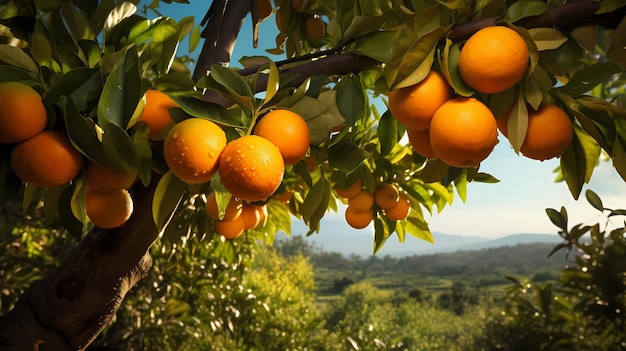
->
[504,0,549,23]
[0,44,39,74]
[104,1,136,35]
[353,31,396,62]
[47,67,103,111]
[441,39,473,97]
[328,142,369,174]
[554,62,625,97]
[404,213,434,243]
[153,171,186,230]
[596,0,626,14]
[574,124,601,184]
[263,61,280,106]
[612,138,626,182]
[189,24,201,52]
[169,94,243,127]
[0,65,37,82]
[207,64,254,111]
[585,189,604,212]
[377,110,399,156]
[472,172,500,183]
[507,90,529,153]
[101,122,141,173]
[301,177,330,227]
[527,27,567,51]
[58,184,84,238]
[62,97,107,165]
[97,47,141,129]
[559,128,590,200]
[386,27,445,89]
[546,206,568,231]
[373,216,392,254]
[454,168,468,202]
[335,74,366,126]
[150,17,179,75]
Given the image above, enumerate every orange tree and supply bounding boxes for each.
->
[0,0,626,349]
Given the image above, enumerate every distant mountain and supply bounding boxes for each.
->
[288,218,562,257]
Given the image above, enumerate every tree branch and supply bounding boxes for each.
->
[203,0,626,107]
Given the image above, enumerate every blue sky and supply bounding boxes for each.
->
[149,1,626,238]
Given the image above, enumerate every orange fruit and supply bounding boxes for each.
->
[459,26,529,94]
[429,97,498,168]
[85,160,136,192]
[85,188,134,229]
[387,71,453,131]
[498,102,573,161]
[385,192,411,221]
[11,130,82,188]
[219,135,285,202]
[345,206,373,229]
[374,183,400,210]
[334,178,362,199]
[274,190,294,203]
[241,203,267,230]
[163,118,227,184]
[305,16,325,39]
[205,192,243,221]
[254,109,310,165]
[216,216,246,239]
[258,0,272,19]
[348,190,374,212]
[138,90,179,140]
[407,128,437,158]
[0,81,47,144]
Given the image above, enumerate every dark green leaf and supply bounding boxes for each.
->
[546,207,568,231]
[335,74,366,125]
[353,31,396,62]
[101,122,140,173]
[373,216,391,254]
[0,65,37,83]
[0,44,39,73]
[596,0,626,14]
[554,62,625,97]
[62,97,107,164]
[328,142,369,174]
[301,177,330,227]
[58,184,84,238]
[97,47,141,129]
[153,171,186,230]
[585,189,604,212]
[169,94,243,127]
[504,0,549,23]
[377,110,398,156]
[208,64,254,111]
[471,172,500,183]
[47,67,102,111]
[150,17,179,75]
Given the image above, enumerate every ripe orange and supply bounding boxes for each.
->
[498,102,573,161]
[459,26,529,94]
[254,109,310,165]
[385,192,411,221]
[85,160,136,192]
[219,135,285,202]
[374,183,400,210]
[305,16,325,39]
[334,178,362,199]
[205,192,243,221]
[345,206,373,229]
[163,118,227,184]
[387,71,453,131]
[429,97,498,168]
[138,90,179,140]
[0,81,47,144]
[216,216,246,239]
[85,188,134,229]
[11,130,83,188]
[348,190,375,212]
[241,203,267,230]
[407,128,437,158]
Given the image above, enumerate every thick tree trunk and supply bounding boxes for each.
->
[0,182,160,351]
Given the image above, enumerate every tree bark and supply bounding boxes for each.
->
[0,182,160,351]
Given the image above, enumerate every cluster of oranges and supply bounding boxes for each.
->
[335,179,411,229]
[389,26,573,167]
[143,89,310,238]
[0,81,134,229]
[205,192,268,239]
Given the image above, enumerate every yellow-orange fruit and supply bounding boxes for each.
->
[85,188,134,229]
[219,135,285,202]
[345,206,373,229]
[374,183,400,210]
[388,71,453,131]
[241,203,267,230]
[498,102,573,160]
[85,160,136,192]
[254,109,310,165]
[11,130,83,188]
[334,178,363,199]
[407,128,437,158]
[163,118,227,184]
[205,192,243,221]
[138,90,179,140]
[385,192,411,221]
[0,82,47,144]
[216,216,246,239]
[348,190,375,212]
[459,26,529,94]
[429,97,498,168]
